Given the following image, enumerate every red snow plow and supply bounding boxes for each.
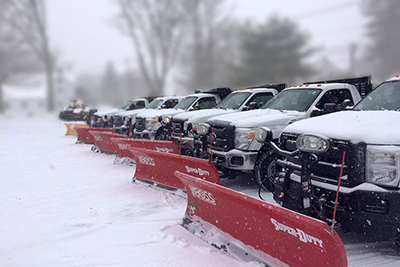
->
[110,139,180,164]
[89,131,127,154]
[129,147,219,191]
[76,127,116,144]
[175,171,347,267]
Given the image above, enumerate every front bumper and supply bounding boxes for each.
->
[133,129,155,140]
[208,149,258,170]
[290,173,400,235]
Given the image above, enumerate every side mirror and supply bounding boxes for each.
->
[257,102,264,108]
[310,109,322,117]
[160,104,167,109]
[254,127,273,143]
[248,102,258,110]
[341,99,352,109]
[323,103,338,114]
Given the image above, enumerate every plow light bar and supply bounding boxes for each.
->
[296,134,329,153]
[197,123,211,135]
[254,127,273,143]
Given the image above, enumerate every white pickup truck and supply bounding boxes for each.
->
[133,87,231,140]
[112,96,184,135]
[197,76,372,180]
[170,84,286,156]
[259,74,400,246]
[91,97,155,128]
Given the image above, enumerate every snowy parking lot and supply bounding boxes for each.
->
[1,114,399,267]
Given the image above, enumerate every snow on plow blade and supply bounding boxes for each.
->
[175,171,348,267]
[76,127,116,144]
[110,139,179,164]
[130,147,219,191]
[89,131,127,154]
[64,122,89,135]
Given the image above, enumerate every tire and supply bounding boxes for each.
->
[254,150,280,192]
[155,127,168,140]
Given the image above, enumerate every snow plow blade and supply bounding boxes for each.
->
[89,131,126,154]
[76,127,116,144]
[64,122,89,135]
[175,171,348,267]
[130,147,219,191]
[110,139,179,164]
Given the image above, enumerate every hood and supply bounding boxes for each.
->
[172,109,231,122]
[135,108,183,119]
[95,108,120,117]
[284,110,400,144]
[207,109,304,128]
[113,108,146,117]
[189,109,234,124]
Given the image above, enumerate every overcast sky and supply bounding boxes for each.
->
[47,0,366,75]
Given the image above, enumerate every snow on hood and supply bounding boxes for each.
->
[135,108,183,119]
[188,109,234,124]
[284,110,400,144]
[207,109,304,128]
[172,109,231,123]
[113,108,146,117]
[94,108,120,117]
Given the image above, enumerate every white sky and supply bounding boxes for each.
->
[47,0,366,75]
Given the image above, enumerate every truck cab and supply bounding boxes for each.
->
[133,87,231,140]
[198,76,371,179]
[112,96,183,135]
[258,74,400,246]
[170,84,285,156]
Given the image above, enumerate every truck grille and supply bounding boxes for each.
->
[135,117,146,132]
[281,133,366,187]
[206,121,235,152]
[172,119,185,138]
[113,115,123,127]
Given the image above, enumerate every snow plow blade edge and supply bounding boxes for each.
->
[64,122,89,135]
[130,147,220,191]
[175,171,348,267]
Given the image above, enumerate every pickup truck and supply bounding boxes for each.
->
[91,97,155,128]
[256,74,400,246]
[170,84,286,156]
[111,96,184,135]
[197,76,372,180]
[133,87,231,140]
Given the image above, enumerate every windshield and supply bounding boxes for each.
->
[147,99,163,109]
[354,81,400,111]
[120,100,134,109]
[174,96,198,110]
[215,92,252,110]
[263,88,322,112]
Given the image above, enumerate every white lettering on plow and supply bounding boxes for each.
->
[185,166,210,176]
[138,155,156,166]
[118,144,130,150]
[270,218,324,248]
[155,147,173,153]
[189,185,216,205]
[94,135,103,141]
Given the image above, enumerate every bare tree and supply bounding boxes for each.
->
[0,0,39,113]
[116,0,190,95]
[2,0,55,111]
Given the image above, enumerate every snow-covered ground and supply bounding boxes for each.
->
[1,114,399,266]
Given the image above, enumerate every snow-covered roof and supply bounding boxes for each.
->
[284,83,352,91]
[386,74,400,82]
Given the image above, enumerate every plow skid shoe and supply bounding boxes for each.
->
[110,139,179,165]
[175,171,348,267]
[64,122,89,135]
[130,147,220,191]
[89,131,126,154]
[76,128,116,144]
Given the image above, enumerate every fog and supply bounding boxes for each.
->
[1,0,399,115]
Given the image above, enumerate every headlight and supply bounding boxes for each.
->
[366,146,400,188]
[145,118,157,130]
[197,123,210,136]
[296,134,329,153]
[235,128,256,150]
[254,127,273,143]
[164,116,172,124]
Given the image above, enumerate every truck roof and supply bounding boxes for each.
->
[386,74,400,82]
[232,88,278,93]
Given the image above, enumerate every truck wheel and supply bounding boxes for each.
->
[255,150,279,192]
[155,127,167,140]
